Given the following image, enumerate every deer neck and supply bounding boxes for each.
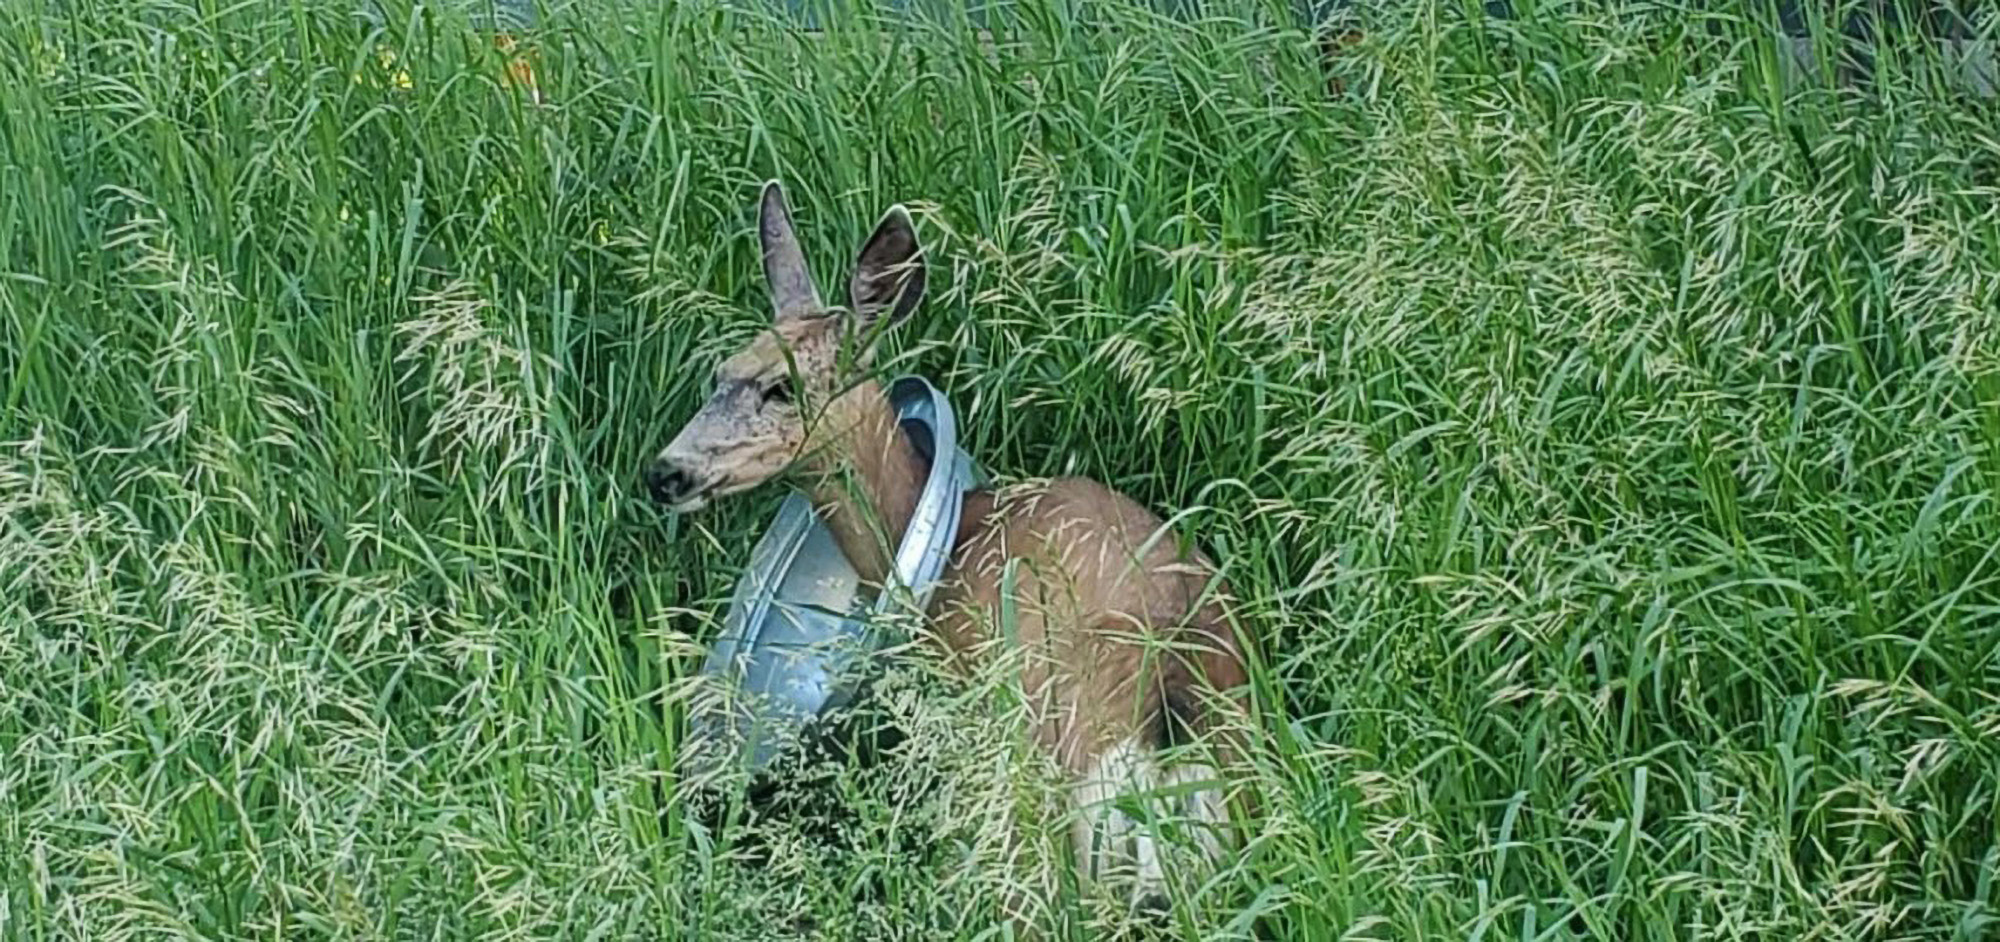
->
[800,378,929,589]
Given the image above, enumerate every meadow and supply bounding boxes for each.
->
[3,0,1999,938]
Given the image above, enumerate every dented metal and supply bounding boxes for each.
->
[683,375,984,782]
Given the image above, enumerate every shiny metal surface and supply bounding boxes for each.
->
[684,376,984,782]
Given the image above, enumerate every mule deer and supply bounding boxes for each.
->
[645,181,1255,927]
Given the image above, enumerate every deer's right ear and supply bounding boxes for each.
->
[848,204,925,330]
[759,180,823,321]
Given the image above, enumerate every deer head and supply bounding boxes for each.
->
[644,181,928,512]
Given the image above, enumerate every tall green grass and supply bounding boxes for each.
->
[3,0,1998,938]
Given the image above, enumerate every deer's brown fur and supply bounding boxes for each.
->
[647,181,1255,927]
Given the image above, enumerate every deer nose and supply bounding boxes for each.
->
[644,461,695,505]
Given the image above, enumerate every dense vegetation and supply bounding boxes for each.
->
[3,0,1997,938]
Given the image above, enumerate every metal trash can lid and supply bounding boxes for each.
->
[680,375,985,784]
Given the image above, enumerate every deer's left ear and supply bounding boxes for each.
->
[760,180,824,322]
[848,205,925,329]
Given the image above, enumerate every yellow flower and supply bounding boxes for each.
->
[491,33,543,104]
[355,45,411,90]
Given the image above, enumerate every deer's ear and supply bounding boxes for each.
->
[848,205,925,330]
[759,180,823,321]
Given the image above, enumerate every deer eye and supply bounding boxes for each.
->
[761,377,792,406]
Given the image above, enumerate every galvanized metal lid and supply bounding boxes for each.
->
[681,375,984,784]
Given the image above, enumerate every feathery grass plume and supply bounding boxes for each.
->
[394,278,554,493]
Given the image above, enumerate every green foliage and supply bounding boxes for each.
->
[2,0,1997,938]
